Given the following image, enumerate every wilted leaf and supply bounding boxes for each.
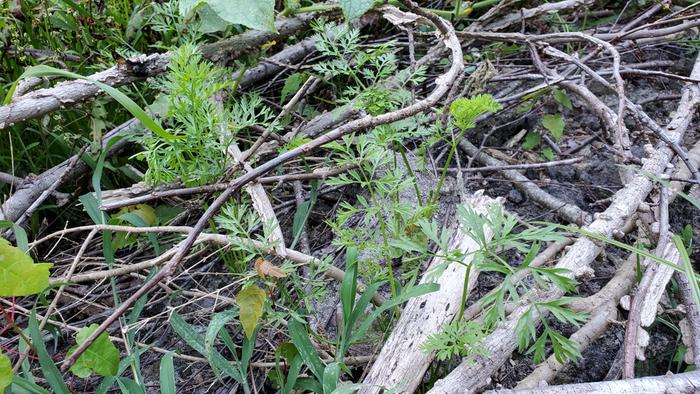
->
[339,0,374,20]
[542,114,565,142]
[236,285,266,339]
[0,238,52,296]
[0,351,11,392]
[255,258,287,279]
[66,324,120,378]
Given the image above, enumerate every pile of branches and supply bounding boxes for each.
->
[2,0,700,392]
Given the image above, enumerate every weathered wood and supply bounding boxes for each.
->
[359,191,502,394]
[490,371,700,394]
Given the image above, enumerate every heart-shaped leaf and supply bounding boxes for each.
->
[542,114,565,142]
[66,324,120,378]
[0,238,52,296]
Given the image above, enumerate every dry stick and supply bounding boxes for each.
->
[59,1,464,371]
[489,370,700,394]
[428,51,700,394]
[622,186,671,378]
[480,0,594,31]
[617,0,669,33]
[99,164,357,211]
[33,224,383,304]
[677,269,700,366]
[458,139,590,225]
[450,156,582,172]
[10,145,87,229]
[0,13,317,129]
[0,118,137,222]
[520,142,700,386]
[0,171,23,186]
[240,76,317,163]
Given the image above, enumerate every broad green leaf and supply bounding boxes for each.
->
[522,131,541,150]
[197,5,230,33]
[322,363,340,393]
[288,319,324,381]
[0,351,11,392]
[542,114,565,142]
[179,0,205,17]
[339,0,374,20]
[117,204,156,226]
[0,238,52,296]
[66,324,120,378]
[541,147,555,161]
[159,352,176,394]
[236,285,266,339]
[552,88,572,110]
[205,308,238,360]
[10,374,50,394]
[0,220,28,251]
[187,0,276,32]
[281,73,309,103]
[169,312,245,382]
[4,65,181,141]
[350,283,439,344]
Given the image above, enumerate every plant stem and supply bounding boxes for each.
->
[431,126,468,205]
[456,263,472,321]
[397,143,424,206]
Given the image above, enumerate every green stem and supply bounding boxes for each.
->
[456,263,472,321]
[431,126,468,205]
[397,143,424,207]
[358,167,398,313]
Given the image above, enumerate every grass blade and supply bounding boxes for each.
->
[159,352,176,394]
[4,65,181,141]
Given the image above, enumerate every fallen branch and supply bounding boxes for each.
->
[0,13,317,129]
[489,370,700,393]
